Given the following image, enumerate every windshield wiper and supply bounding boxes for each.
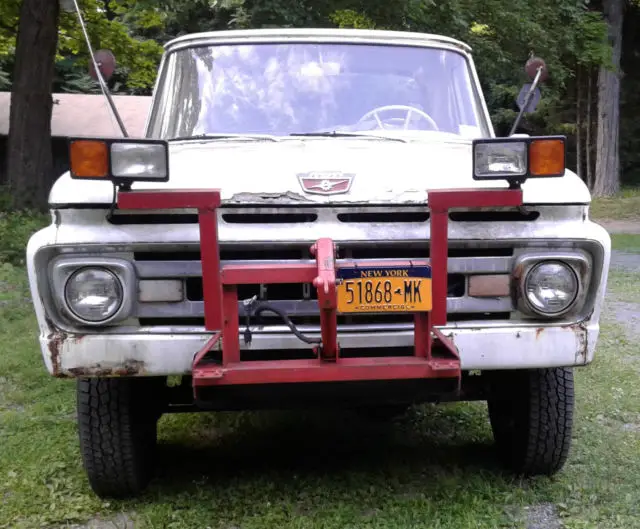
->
[169,133,280,142]
[289,131,407,143]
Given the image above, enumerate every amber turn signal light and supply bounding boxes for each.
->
[472,135,566,184]
[529,138,565,177]
[69,140,109,178]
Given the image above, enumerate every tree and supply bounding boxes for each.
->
[2,0,165,210]
[593,0,625,196]
[6,0,60,210]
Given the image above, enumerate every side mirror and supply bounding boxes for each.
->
[89,49,116,83]
[516,57,547,114]
[509,57,547,136]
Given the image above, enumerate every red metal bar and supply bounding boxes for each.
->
[192,332,221,367]
[192,357,460,386]
[430,208,449,326]
[428,188,523,210]
[413,312,432,359]
[117,189,221,210]
[222,285,240,364]
[199,208,223,331]
[222,263,317,285]
[311,238,339,361]
[428,188,523,326]
[118,189,224,331]
[432,328,460,362]
[117,187,524,389]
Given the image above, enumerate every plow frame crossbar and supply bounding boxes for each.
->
[117,188,523,389]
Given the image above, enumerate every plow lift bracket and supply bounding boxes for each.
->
[117,187,523,394]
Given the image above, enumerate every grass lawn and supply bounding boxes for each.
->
[590,187,640,222]
[611,233,640,253]
[1,241,639,528]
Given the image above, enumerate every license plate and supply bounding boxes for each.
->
[336,265,432,314]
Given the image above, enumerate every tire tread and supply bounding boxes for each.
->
[77,378,157,498]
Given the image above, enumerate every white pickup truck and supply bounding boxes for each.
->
[26,28,611,498]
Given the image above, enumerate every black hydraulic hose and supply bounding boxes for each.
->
[243,300,321,345]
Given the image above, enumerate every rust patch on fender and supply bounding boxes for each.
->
[47,331,65,376]
[67,360,146,377]
[44,317,86,377]
[535,327,544,339]
[47,331,87,377]
[560,321,589,364]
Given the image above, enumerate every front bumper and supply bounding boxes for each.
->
[29,188,611,384]
[42,322,596,377]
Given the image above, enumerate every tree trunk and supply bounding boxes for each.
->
[7,0,60,211]
[586,70,593,190]
[593,0,624,197]
[576,65,582,181]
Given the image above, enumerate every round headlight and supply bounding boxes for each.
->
[64,267,123,323]
[524,261,578,316]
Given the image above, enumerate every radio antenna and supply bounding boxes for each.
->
[62,0,129,137]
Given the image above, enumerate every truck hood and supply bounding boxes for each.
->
[50,137,591,206]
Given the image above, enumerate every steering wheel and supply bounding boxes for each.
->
[357,105,439,131]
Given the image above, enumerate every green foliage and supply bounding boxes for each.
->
[0,0,19,58]
[0,66,9,90]
[0,209,49,266]
[0,0,164,94]
[330,9,377,29]
[56,1,164,91]
[53,57,99,94]
[2,0,637,185]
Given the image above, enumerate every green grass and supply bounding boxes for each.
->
[611,234,640,253]
[0,210,49,266]
[590,187,640,221]
[1,264,640,528]
[606,270,640,304]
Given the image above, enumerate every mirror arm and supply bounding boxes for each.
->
[68,0,129,138]
[508,66,543,137]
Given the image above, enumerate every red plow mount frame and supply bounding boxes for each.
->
[118,188,523,392]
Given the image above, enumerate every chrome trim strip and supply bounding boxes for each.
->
[134,296,513,319]
[134,256,512,279]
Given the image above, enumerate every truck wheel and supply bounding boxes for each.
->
[77,377,164,498]
[487,367,574,476]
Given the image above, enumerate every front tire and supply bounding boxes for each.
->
[77,377,165,498]
[487,367,574,476]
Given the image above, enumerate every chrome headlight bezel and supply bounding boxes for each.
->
[64,267,124,323]
[524,261,579,316]
[513,251,591,319]
[49,256,136,326]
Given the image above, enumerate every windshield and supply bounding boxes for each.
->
[150,42,488,140]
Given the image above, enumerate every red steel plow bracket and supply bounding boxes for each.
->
[117,187,523,390]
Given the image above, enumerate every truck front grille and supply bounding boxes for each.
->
[132,241,515,329]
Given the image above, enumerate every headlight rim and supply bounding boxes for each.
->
[513,251,591,320]
[48,255,137,328]
[523,260,579,317]
[63,266,125,324]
